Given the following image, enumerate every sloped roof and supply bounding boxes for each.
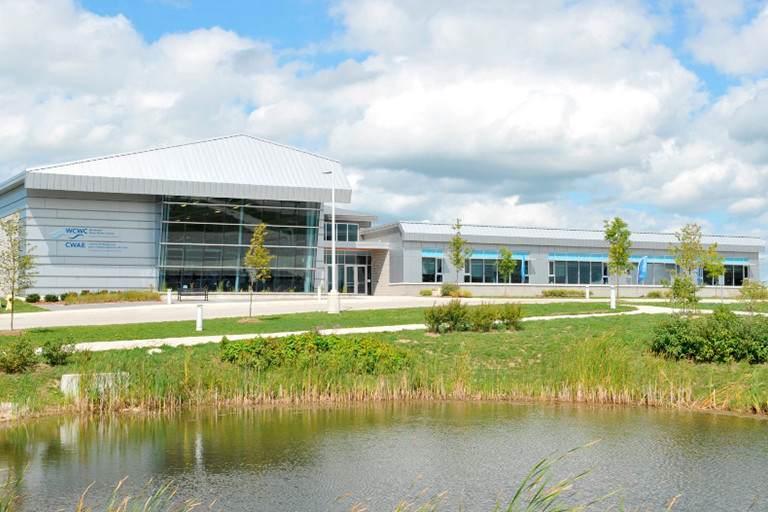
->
[362,221,765,252]
[21,134,351,203]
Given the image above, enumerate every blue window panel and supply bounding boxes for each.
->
[422,249,443,258]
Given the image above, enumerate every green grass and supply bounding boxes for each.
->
[0,300,48,314]
[629,301,763,312]
[0,303,635,347]
[3,311,768,417]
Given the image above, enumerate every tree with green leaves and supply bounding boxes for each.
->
[495,247,518,296]
[603,217,632,300]
[739,279,768,316]
[0,211,38,330]
[448,218,474,286]
[666,223,723,314]
[243,223,276,317]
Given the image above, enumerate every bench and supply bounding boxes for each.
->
[177,288,209,301]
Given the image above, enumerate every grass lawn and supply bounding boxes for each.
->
[628,301,764,312]
[0,300,48,314]
[0,302,635,346]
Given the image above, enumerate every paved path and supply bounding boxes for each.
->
[74,304,668,352]
[1,295,636,330]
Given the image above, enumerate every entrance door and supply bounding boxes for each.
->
[345,266,355,294]
[356,265,367,294]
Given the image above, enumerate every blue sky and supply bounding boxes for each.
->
[79,0,338,47]
[3,0,768,264]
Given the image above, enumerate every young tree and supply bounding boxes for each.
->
[739,279,768,316]
[603,217,632,300]
[667,223,723,313]
[243,223,276,317]
[0,211,38,330]
[448,218,474,286]
[495,247,518,296]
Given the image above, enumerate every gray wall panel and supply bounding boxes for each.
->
[23,190,159,294]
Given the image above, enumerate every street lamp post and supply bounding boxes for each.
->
[324,170,340,314]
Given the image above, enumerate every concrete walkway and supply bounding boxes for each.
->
[1,295,644,330]
[74,304,668,352]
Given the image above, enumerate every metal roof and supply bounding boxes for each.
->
[22,134,351,203]
[362,221,765,252]
[323,206,378,221]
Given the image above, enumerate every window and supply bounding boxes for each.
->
[422,257,443,282]
[705,264,749,286]
[548,255,606,284]
[324,223,360,242]
[464,257,529,284]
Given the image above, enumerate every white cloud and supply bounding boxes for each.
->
[686,2,768,75]
[2,0,768,266]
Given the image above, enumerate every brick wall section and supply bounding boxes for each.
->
[370,249,390,295]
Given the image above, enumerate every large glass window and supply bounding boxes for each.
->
[464,257,529,284]
[549,256,607,284]
[705,264,749,286]
[159,197,320,292]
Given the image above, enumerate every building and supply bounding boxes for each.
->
[0,135,763,298]
[0,135,350,295]
[358,222,764,297]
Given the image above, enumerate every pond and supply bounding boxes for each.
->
[1,402,766,512]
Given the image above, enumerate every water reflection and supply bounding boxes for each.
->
[0,403,765,512]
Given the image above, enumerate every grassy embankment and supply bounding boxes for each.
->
[2,299,767,416]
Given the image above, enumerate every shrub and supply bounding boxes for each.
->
[499,302,524,331]
[44,294,58,303]
[40,338,74,366]
[0,334,36,373]
[650,305,768,364]
[60,292,71,301]
[448,290,473,298]
[25,293,40,303]
[98,290,109,295]
[220,332,411,374]
[423,303,447,333]
[80,290,91,296]
[646,291,663,299]
[542,289,584,297]
[444,298,469,331]
[440,282,459,296]
[469,302,499,332]
[64,290,161,304]
[419,289,434,296]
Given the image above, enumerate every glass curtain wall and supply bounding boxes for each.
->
[159,197,320,292]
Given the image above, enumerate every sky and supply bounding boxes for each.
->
[3,0,768,260]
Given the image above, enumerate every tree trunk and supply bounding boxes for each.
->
[9,290,14,331]
[249,280,254,317]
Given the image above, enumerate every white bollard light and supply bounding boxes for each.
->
[610,285,616,309]
[317,286,321,301]
[585,285,590,300]
[167,288,172,305]
[196,304,203,331]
